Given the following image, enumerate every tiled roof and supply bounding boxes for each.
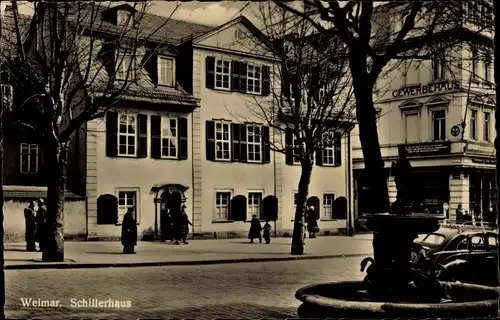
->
[3,188,85,200]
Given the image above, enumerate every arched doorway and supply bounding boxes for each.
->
[151,184,189,240]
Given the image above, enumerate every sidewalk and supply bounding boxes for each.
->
[4,234,374,269]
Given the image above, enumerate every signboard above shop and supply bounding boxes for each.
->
[399,141,451,156]
[392,80,459,98]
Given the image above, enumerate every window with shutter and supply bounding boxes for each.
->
[206,120,216,160]
[247,192,263,220]
[231,195,247,221]
[118,114,137,156]
[246,124,262,163]
[117,189,140,224]
[160,117,178,158]
[334,132,342,166]
[215,58,231,90]
[246,64,262,94]
[322,194,335,219]
[151,115,162,159]
[214,120,231,161]
[322,131,335,166]
[20,143,39,174]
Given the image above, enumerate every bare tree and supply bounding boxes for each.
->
[0,1,180,261]
[276,0,494,214]
[245,5,354,254]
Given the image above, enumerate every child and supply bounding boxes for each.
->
[263,220,272,244]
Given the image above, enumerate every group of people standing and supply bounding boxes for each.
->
[24,199,48,252]
[161,203,192,245]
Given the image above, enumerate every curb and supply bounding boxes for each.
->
[4,253,371,270]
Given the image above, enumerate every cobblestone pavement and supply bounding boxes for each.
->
[6,256,366,320]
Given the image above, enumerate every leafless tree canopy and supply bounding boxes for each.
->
[1,1,183,143]
[247,4,354,164]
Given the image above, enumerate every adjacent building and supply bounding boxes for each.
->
[352,2,495,223]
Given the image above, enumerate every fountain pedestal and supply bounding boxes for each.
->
[295,213,499,319]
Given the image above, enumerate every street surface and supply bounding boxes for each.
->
[6,256,366,320]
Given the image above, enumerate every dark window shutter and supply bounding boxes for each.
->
[239,62,247,92]
[230,195,247,221]
[334,197,347,219]
[315,144,323,166]
[231,123,241,161]
[106,111,118,157]
[178,117,188,160]
[334,132,342,167]
[231,61,241,92]
[206,120,215,160]
[239,124,247,162]
[263,195,278,221]
[262,66,270,96]
[137,114,148,158]
[262,126,270,163]
[146,50,158,84]
[97,194,118,225]
[206,56,215,89]
[285,128,293,165]
[151,115,162,159]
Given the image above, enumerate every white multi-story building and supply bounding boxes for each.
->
[352,2,495,223]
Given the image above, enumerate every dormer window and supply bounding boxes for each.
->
[158,56,175,86]
[117,10,134,26]
[116,48,136,80]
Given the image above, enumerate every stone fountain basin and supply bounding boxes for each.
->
[296,281,499,319]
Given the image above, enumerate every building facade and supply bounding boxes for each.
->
[2,4,355,240]
[352,3,495,223]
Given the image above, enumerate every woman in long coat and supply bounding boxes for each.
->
[248,214,262,243]
[121,207,137,254]
[24,201,37,251]
[180,205,193,244]
[306,206,318,238]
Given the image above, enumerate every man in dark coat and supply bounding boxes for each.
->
[170,204,183,245]
[306,206,318,238]
[248,214,262,243]
[180,204,193,244]
[121,207,138,254]
[35,199,47,252]
[24,201,37,251]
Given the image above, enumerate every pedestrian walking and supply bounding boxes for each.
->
[263,220,272,244]
[456,204,464,221]
[180,204,193,244]
[24,200,37,251]
[306,206,318,238]
[35,198,47,252]
[248,214,262,243]
[121,207,137,254]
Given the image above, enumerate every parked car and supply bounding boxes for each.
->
[411,225,498,286]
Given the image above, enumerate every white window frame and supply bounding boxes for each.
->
[160,117,178,159]
[117,10,134,26]
[116,49,136,80]
[322,193,335,220]
[403,111,420,143]
[158,56,175,86]
[214,190,232,221]
[214,120,231,161]
[20,143,39,174]
[432,110,446,141]
[483,112,490,141]
[247,191,264,220]
[0,84,14,110]
[116,188,140,225]
[470,109,478,140]
[246,64,262,94]
[322,131,335,166]
[214,58,231,90]
[118,113,137,157]
[246,124,262,163]
[292,134,301,164]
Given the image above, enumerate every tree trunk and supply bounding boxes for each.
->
[351,69,390,214]
[42,140,68,262]
[291,158,313,255]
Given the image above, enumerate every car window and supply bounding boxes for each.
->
[456,238,468,250]
[470,235,486,250]
[487,236,498,248]
[422,233,445,245]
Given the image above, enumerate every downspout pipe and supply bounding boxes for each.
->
[346,124,355,236]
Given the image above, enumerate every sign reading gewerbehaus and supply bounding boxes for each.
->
[392,81,459,98]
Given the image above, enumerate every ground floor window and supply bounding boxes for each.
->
[322,193,335,219]
[247,192,263,219]
[214,191,231,221]
[117,190,138,224]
